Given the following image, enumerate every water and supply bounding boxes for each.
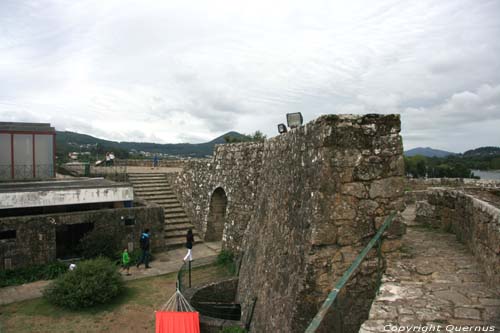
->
[472,170,500,180]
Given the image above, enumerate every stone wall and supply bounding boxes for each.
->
[170,142,264,252]
[115,159,205,168]
[237,115,405,333]
[184,278,244,333]
[415,189,500,286]
[0,201,164,270]
[171,114,405,332]
[406,178,500,191]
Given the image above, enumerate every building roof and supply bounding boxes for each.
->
[0,178,134,209]
[0,178,129,193]
[0,122,55,133]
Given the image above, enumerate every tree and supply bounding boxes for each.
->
[224,131,267,143]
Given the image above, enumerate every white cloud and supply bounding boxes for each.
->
[0,0,499,151]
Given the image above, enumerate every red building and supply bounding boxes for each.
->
[0,122,56,180]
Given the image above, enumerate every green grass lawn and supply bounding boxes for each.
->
[0,264,232,333]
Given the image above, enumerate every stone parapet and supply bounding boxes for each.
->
[415,189,500,286]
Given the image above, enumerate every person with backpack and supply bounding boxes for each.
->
[136,229,151,269]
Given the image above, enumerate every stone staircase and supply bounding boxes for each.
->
[127,173,201,248]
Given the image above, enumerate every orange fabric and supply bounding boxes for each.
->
[155,311,200,333]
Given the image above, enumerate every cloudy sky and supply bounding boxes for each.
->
[1,0,499,152]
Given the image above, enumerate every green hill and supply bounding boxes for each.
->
[55,130,246,161]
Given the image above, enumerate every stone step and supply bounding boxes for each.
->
[164,229,199,238]
[128,176,167,181]
[164,207,186,213]
[165,217,191,224]
[128,173,165,178]
[135,189,175,196]
[128,175,167,179]
[154,199,182,205]
[129,179,168,185]
[137,194,178,200]
[164,223,196,231]
[165,236,202,248]
[163,207,186,218]
[133,183,172,191]
[128,172,166,176]
[159,203,183,209]
[165,212,188,219]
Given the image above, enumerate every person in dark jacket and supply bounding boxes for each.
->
[136,229,151,269]
[183,229,194,262]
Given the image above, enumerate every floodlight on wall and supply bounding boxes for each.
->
[286,112,303,129]
[277,123,287,134]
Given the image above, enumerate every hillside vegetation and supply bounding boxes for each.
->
[405,146,500,178]
[55,130,246,162]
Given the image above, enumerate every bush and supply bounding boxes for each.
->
[216,250,236,275]
[78,230,120,259]
[0,262,67,288]
[43,257,124,309]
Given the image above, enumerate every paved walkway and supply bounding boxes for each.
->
[360,206,500,331]
[0,242,221,306]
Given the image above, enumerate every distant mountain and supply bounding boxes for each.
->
[463,146,500,158]
[208,131,246,144]
[55,130,245,159]
[404,147,456,158]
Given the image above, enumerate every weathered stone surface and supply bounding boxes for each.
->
[0,201,164,269]
[168,142,264,253]
[415,189,500,286]
[360,207,500,330]
[170,114,405,333]
[369,177,405,199]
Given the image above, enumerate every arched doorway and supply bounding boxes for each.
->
[205,187,227,241]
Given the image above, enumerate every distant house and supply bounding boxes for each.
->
[0,122,56,180]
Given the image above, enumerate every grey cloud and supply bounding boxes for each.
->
[0,0,499,150]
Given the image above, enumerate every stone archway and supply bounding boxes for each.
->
[205,187,227,241]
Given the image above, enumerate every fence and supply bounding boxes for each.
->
[0,164,54,181]
[89,165,128,182]
[60,163,128,182]
[175,257,248,323]
[305,212,396,332]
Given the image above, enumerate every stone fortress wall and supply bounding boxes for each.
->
[416,189,500,286]
[168,141,264,253]
[169,114,406,332]
[0,200,164,270]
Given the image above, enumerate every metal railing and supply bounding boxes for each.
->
[177,260,191,293]
[60,163,128,182]
[305,212,396,333]
[0,164,54,180]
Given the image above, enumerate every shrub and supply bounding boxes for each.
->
[216,250,236,275]
[43,257,124,309]
[0,261,67,288]
[78,230,120,259]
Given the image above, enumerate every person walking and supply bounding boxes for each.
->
[122,248,131,275]
[183,229,194,262]
[136,229,151,269]
[152,154,159,169]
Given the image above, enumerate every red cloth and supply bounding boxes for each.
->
[155,311,200,333]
